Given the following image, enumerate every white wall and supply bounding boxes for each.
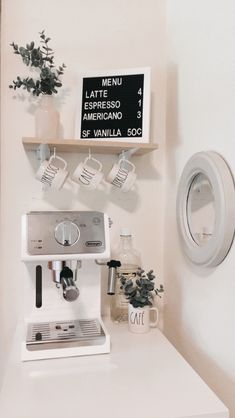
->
[0,0,166,387]
[165,0,235,416]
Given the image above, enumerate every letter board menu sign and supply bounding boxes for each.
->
[77,68,150,143]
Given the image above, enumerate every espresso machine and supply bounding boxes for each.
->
[21,211,110,361]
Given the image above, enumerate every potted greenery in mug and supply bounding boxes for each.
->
[9,30,66,141]
[120,268,164,334]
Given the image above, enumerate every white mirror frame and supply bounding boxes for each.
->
[177,151,235,267]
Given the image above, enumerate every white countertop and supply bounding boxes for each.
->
[0,320,228,418]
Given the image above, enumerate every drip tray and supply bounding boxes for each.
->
[26,318,106,351]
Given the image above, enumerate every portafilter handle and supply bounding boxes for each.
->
[107,260,121,295]
[60,266,79,302]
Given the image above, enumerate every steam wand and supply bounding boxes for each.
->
[107,260,121,295]
[95,259,121,295]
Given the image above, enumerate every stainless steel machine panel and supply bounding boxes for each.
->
[26,211,106,255]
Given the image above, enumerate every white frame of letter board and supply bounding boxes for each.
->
[75,67,151,143]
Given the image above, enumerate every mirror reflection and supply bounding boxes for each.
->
[187,173,215,246]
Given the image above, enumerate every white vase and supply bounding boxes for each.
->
[35,95,59,141]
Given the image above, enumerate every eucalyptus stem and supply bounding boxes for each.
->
[9,30,66,96]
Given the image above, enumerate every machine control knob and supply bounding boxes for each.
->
[55,221,80,246]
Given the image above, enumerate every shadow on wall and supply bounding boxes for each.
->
[180,334,235,417]
[165,63,181,182]
[164,220,233,416]
[165,267,235,414]
[164,221,186,344]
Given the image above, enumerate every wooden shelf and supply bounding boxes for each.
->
[22,137,158,156]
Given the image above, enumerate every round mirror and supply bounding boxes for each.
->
[177,151,235,267]
[187,173,215,246]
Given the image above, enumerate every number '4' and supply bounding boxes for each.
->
[138,88,142,95]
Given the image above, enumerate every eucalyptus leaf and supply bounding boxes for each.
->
[9,30,66,96]
[120,268,164,308]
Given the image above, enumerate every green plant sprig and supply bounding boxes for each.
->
[9,30,66,96]
[120,268,164,308]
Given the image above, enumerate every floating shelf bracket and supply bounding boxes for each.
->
[36,143,51,163]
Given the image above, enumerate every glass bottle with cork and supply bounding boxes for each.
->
[110,228,141,322]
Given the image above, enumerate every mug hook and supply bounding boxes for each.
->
[53,147,56,159]
[119,150,125,161]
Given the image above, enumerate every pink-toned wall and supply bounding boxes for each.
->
[165,1,235,416]
[3,2,234,415]
[0,0,166,387]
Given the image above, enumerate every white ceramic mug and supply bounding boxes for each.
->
[72,156,104,190]
[35,155,69,190]
[128,304,159,334]
[106,158,137,192]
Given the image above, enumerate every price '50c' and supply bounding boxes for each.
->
[127,128,142,136]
